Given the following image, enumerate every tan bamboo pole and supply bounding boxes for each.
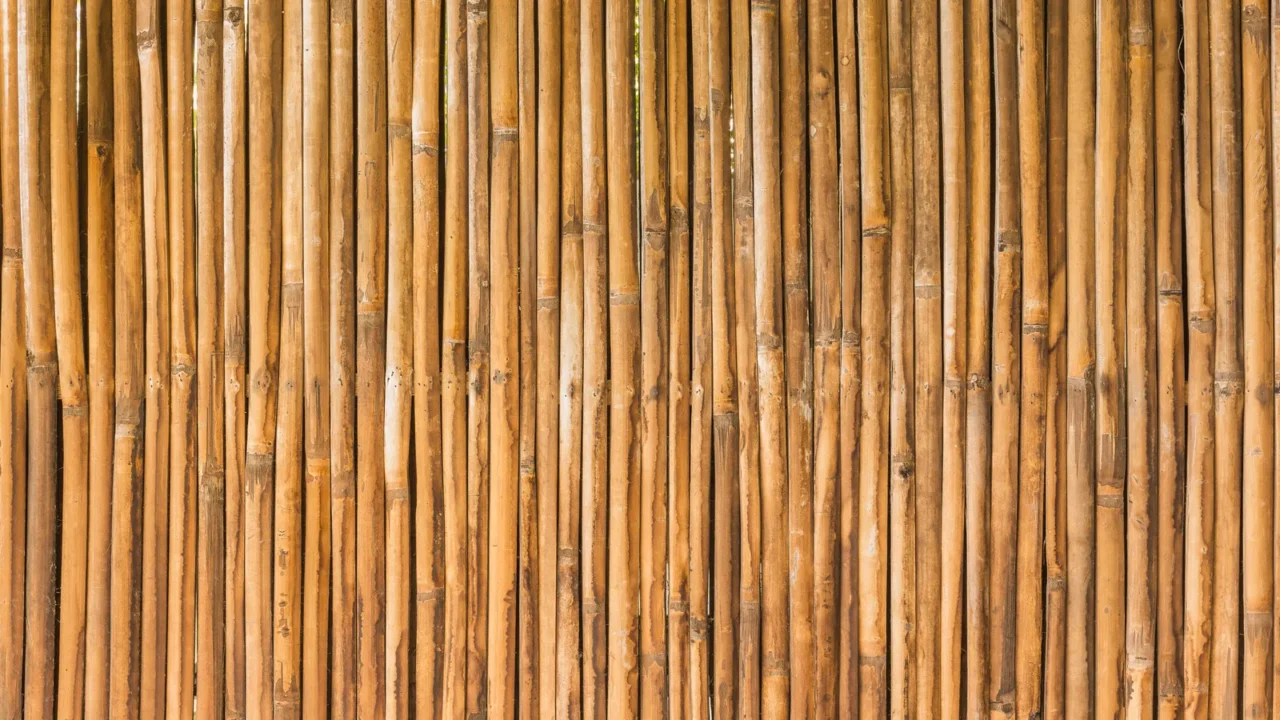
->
[384,0,413,708]
[605,0,641,707]
[910,0,941,715]
[1124,0,1157,713]
[412,0,444,708]
[328,0,357,712]
[856,0,890,711]
[107,0,147,709]
[835,0,862,709]
[639,0,670,707]
[1015,0,1048,715]
[195,0,227,713]
[1274,0,1280,709]
[579,0,608,705]
[1208,0,1244,714]
[356,0,388,705]
[15,0,57,710]
[245,0,283,709]
[1152,0,1184,716]
[1180,0,1216,712]
[50,0,90,708]
[808,0,841,710]
[887,0,916,715]
[556,0,584,709]
[439,0,469,709]
[0,0,25,713]
[938,1,968,715]
[302,0,332,709]
[222,0,249,713]
[1042,0,1068,713]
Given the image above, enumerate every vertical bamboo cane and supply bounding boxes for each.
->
[384,0,414,709]
[1208,0,1244,714]
[1274,0,1280,708]
[195,0,227,716]
[302,0,332,711]
[412,0,445,709]
[910,0,942,715]
[51,0,90,709]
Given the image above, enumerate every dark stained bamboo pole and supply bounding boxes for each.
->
[384,0,413,708]
[222,0,249,713]
[1015,0,1048,715]
[856,0,891,711]
[107,0,146,710]
[1274,0,1280,708]
[1125,0,1158,712]
[51,0,90,709]
[910,0,941,714]
[327,0,356,711]
[1181,0,1216,713]
[1152,0,1184,716]
[1208,0,1244,713]
[808,0,841,711]
[412,0,444,709]
[245,0,283,709]
[15,0,57,711]
[195,0,227,714]
[302,0,333,712]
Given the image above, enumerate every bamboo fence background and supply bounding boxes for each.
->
[0,0,1272,716]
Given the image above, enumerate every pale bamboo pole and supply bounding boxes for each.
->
[384,0,413,708]
[108,0,147,710]
[556,0,585,709]
[138,0,173,708]
[328,0,357,711]
[1180,0,1216,713]
[1153,0,1184,716]
[0,0,25,713]
[856,0,890,711]
[579,0,608,705]
[887,0,917,714]
[1042,0,1069,713]
[835,0,862,709]
[302,0,332,712]
[1208,0,1243,713]
[15,0,57,710]
[1125,0,1158,714]
[195,0,227,716]
[245,0,283,710]
[910,0,941,714]
[605,0,641,706]
[640,0,671,707]
[808,0,841,710]
[50,0,89,709]
[357,0,388,705]
[1015,0,1049,715]
[989,0,1021,711]
[222,0,249,713]
[412,0,444,709]
[440,0,470,711]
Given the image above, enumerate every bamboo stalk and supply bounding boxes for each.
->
[195,0,227,715]
[384,0,413,708]
[412,0,444,709]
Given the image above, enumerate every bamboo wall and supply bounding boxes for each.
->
[0,0,1271,716]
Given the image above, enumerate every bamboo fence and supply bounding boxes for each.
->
[2,0,1279,717]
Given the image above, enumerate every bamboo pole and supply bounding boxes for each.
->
[412,0,444,709]
[1181,0,1216,713]
[384,0,413,707]
[195,0,227,715]
[302,0,332,711]
[107,0,146,709]
[51,0,90,708]
[910,0,941,714]
[328,0,357,711]
[222,0,249,713]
